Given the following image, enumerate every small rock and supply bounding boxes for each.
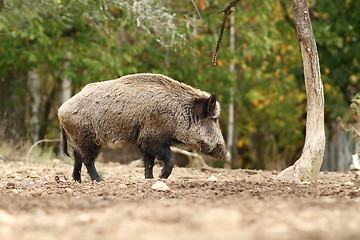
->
[28,175,41,179]
[0,210,15,224]
[52,159,62,166]
[151,181,170,192]
[207,175,218,181]
[344,181,355,186]
[65,188,74,194]
[55,176,61,183]
[128,159,144,168]
[119,184,127,189]
[31,191,43,197]
[11,189,19,194]
[244,169,259,175]
[76,214,93,223]
[6,182,15,189]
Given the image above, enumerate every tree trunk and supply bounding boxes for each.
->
[28,70,41,142]
[276,0,325,181]
[39,80,58,140]
[61,54,72,104]
[0,73,27,139]
[226,11,236,169]
[61,76,72,104]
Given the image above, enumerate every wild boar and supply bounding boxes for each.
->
[58,73,229,182]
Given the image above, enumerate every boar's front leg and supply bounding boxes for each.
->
[143,145,174,179]
[143,152,155,179]
[156,145,174,179]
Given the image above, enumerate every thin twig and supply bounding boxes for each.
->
[190,0,203,20]
[280,0,295,29]
[24,139,61,162]
[170,147,202,159]
[212,0,240,67]
[170,147,208,168]
[340,121,360,138]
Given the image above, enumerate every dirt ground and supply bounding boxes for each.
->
[1,160,360,240]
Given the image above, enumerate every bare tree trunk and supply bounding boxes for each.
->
[61,77,72,104]
[61,55,72,104]
[28,70,41,142]
[226,11,236,169]
[0,73,27,139]
[276,0,325,181]
[39,80,58,140]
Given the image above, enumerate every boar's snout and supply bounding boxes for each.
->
[209,143,230,161]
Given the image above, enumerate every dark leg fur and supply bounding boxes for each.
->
[142,145,174,179]
[73,150,83,182]
[156,146,174,179]
[84,160,102,182]
[73,142,102,182]
[82,143,102,182]
[143,152,155,179]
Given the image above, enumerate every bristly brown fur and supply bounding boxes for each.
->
[58,73,228,181]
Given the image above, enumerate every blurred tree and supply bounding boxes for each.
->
[0,0,124,141]
[277,0,325,181]
[0,0,194,141]
[210,0,306,169]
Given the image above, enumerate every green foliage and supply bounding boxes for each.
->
[311,0,360,120]
[0,0,123,83]
[0,0,359,169]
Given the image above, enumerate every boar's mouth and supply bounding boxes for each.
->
[199,142,229,161]
[209,145,230,161]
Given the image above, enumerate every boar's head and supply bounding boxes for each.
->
[186,93,230,161]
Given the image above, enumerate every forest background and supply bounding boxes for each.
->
[0,0,359,171]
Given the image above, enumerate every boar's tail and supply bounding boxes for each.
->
[61,127,70,157]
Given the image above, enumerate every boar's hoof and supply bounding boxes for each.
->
[92,177,103,182]
[74,178,82,183]
[145,173,154,179]
[159,169,172,179]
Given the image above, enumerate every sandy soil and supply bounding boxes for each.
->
[1,160,360,240]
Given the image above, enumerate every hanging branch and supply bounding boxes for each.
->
[24,139,61,162]
[280,0,295,29]
[212,0,240,68]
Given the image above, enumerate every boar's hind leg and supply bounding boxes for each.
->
[77,142,102,182]
[143,152,155,179]
[156,146,174,179]
[73,150,83,182]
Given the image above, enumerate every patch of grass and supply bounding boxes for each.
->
[0,122,29,162]
[0,140,29,162]
[0,139,62,165]
[0,122,72,165]
[25,144,58,165]
[61,155,74,165]
[213,159,225,168]
[0,137,70,166]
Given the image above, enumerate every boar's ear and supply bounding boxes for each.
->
[192,94,217,122]
[207,93,217,114]
[193,98,206,121]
